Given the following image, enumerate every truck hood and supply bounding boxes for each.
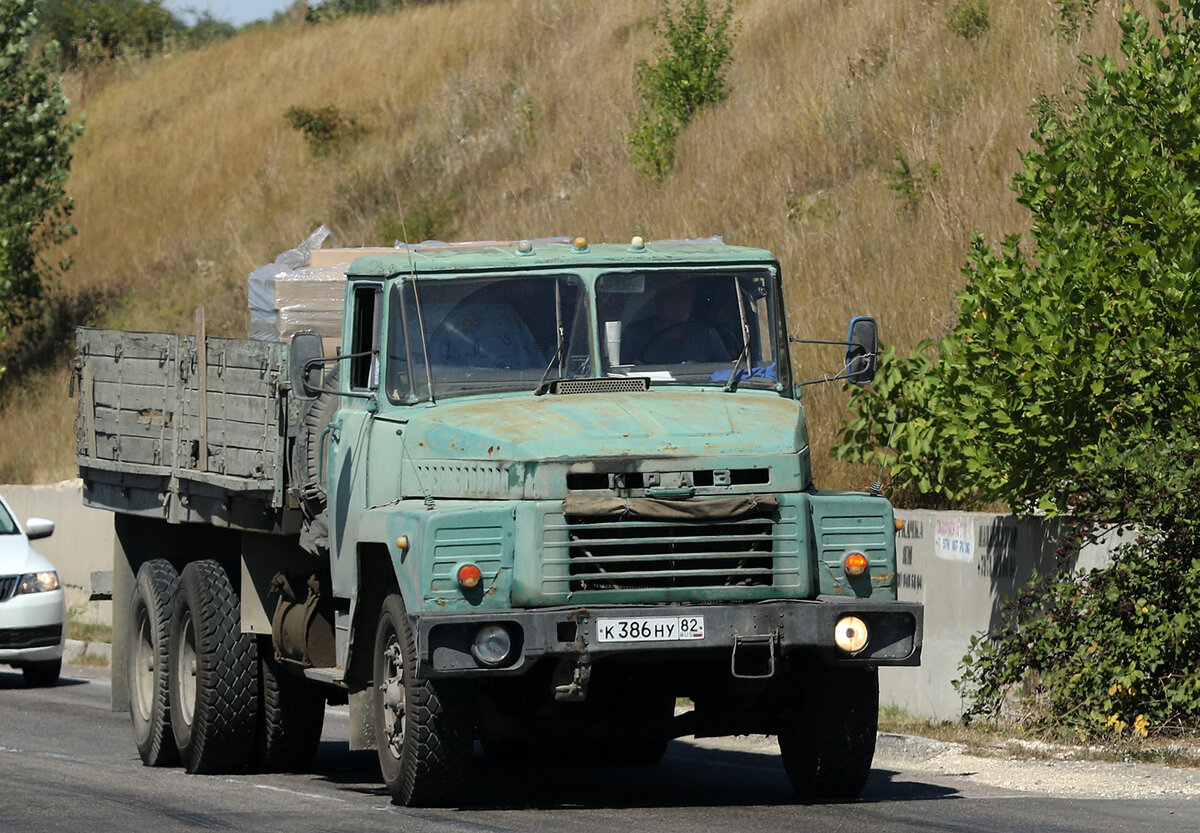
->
[399,390,806,463]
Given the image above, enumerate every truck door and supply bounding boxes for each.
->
[327,284,383,566]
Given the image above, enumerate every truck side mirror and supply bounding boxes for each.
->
[289,332,326,400]
[845,316,878,385]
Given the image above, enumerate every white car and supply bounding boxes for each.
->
[0,494,65,686]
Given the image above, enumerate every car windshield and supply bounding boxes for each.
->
[0,501,16,535]
[597,268,784,387]
[388,274,590,402]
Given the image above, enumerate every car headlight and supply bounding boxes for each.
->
[17,571,59,594]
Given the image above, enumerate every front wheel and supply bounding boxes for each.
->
[372,594,473,806]
[22,659,61,688]
[777,666,878,802]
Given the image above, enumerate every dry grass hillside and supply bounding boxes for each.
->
[0,0,1136,484]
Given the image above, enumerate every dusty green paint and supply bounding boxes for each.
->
[401,390,806,463]
[323,241,897,616]
[346,241,777,279]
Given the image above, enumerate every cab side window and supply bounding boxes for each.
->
[386,285,414,404]
[349,286,382,391]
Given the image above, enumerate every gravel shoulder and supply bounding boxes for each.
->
[682,731,1200,800]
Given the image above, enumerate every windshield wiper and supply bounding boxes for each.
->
[723,278,754,392]
[533,331,566,396]
[534,279,566,396]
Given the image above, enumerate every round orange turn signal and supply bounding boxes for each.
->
[843,552,869,578]
[457,564,483,589]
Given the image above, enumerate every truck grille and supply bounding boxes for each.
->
[544,516,777,592]
[0,575,18,601]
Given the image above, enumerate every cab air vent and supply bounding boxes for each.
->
[550,378,650,395]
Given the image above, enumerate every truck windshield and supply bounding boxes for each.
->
[391,274,590,401]
[597,268,783,387]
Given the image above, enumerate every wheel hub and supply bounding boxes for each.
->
[174,609,198,727]
[132,608,155,722]
[380,638,406,759]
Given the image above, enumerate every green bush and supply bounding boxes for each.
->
[1,0,83,349]
[880,151,940,211]
[39,0,181,67]
[1053,0,1099,39]
[284,105,368,155]
[956,431,1200,738]
[305,0,438,23]
[626,0,740,178]
[835,2,1200,515]
[835,0,1200,739]
[946,1,989,41]
[378,192,457,244]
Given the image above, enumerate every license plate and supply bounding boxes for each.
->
[596,616,705,643]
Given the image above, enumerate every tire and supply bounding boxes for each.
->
[168,560,258,774]
[22,659,61,688]
[778,666,878,802]
[373,594,473,806]
[292,366,339,519]
[253,637,326,773]
[128,559,180,766]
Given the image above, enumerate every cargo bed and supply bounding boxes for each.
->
[74,327,299,533]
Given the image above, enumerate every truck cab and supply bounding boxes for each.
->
[294,238,921,802]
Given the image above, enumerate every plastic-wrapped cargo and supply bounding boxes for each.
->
[248,226,345,344]
[248,233,612,345]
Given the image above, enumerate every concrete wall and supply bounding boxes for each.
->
[880,510,1123,720]
[2,482,1127,719]
[0,480,114,624]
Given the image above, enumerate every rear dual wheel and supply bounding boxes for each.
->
[129,558,326,774]
[168,560,259,773]
[128,559,180,766]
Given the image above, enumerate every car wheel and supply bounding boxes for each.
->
[22,658,61,688]
[252,636,325,773]
[128,559,180,766]
[778,666,878,802]
[373,593,473,806]
[168,560,257,774]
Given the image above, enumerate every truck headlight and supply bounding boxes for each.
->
[18,571,60,594]
[471,624,512,666]
[834,615,868,654]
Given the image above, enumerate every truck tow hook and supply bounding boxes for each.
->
[553,662,592,703]
[730,633,778,680]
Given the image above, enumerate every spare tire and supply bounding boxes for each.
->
[292,365,339,521]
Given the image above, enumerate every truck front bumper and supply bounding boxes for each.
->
[414,596,922,679]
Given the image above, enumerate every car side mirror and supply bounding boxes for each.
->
[25,518,54,541]
[845,316,878,385]
[290,332,326,400]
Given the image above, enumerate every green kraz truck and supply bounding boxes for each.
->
[76,236,921,806]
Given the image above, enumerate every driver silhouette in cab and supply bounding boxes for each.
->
[622,278,730,364]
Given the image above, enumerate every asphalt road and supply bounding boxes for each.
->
[1,664,1195,833]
